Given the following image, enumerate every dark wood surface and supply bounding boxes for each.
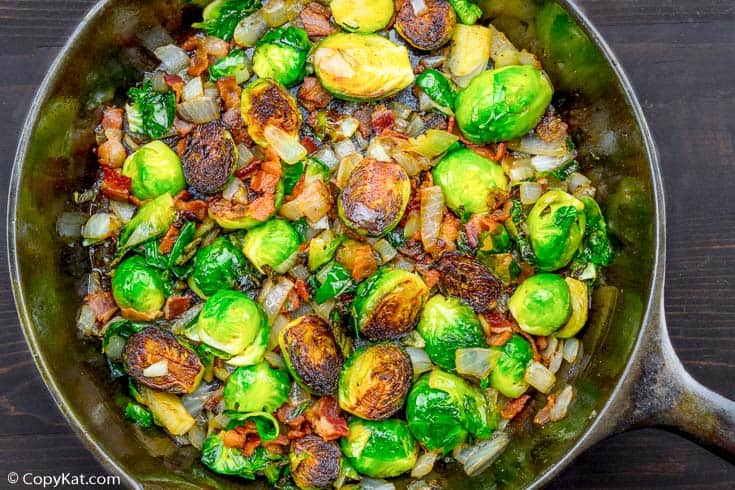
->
[0,0,733,488]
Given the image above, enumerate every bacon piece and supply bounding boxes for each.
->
[174,192,209,222]
[465,213,501,249]
[120,307,162,322]
[438,210,460,253]
[300,2,337,38]
[297,77,333,112]
[85,291,118,325]
[222,108,251,145]
[100,166,132,201]
[534,394,556,426]
[305,397,349,442]
[371,108,396,135]
[164,74,185,102]
[263,434,290,455]
[483,311,515,333]
[301,136,319,154]
[353,106,374,138]
[493,142,508,162]
[158,224,180,254]
[164,295,192,321]
[183,36,210,77]
[97,107,127,168]
[501,394,531,420]
[294,279,310,302]
[217,77,241,112]
[173,118,195,137]
[418,268,440,289]
[223,420,263,457]
[488,330,513,346]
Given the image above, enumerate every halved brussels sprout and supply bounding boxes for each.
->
[434,253,501,313]
[195,290,268,360]
[122,140,185,200]
[111,256,165,316]
[208,180,285,231]
[406,369,497,454]
[224,361,291,413]
[527,190,586,271]
[312,33,414,101]
[417,295,487,371]
[395,0,456,50]
[117,193,176,255]
[340,419,418,478]
[241,218,300,274]
[123,327,202,394]
[188,236,247,298]
[331,0,394,33]
[279,315,343,395]
[290,435,342,490]
[338,159,411,238]
[489,334,532,398]
[241,78,302,146]
[338,343,413,420]
[352,269,429,341]
[455,65,554,143]
[432,148,508,217]
[182,121,237,195]
[508,273,571,336]
[253,26,312,88]
[555,277,589,338]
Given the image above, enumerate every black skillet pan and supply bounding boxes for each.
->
[7,0,734,488]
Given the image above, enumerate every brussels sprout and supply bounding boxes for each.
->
[195,290,268,360]
[488,334,532,398]
[554,277,589,339]
[121,141,185,200]
[188,237,247,298]
[341,419,418,478]
[208,181,285,230]
[117,193,176,255]
[224,362,291,413]
[434,253,501,313]
[312,33,414,101]
[432,148,507,218]
[290,435,342,490]
[527,190,586,271]
[395,0,456,50]
[202,433,277,480]
[138,385,196,436]
[111,256,165,316]
[455,65,554,144]
[406,369,497,454]
[331,0,394,33]
[209,48,251,83]
[417,295,487,371]
[508,273,571,336]
[338,344,413,420]
[126,80,175,139]
[182,121,237,195]
[338,159,411,238]
[352,269,429,341]
[253,26,311,88]
[279,315,343,395]
[192,0,261,41]
[241,78,302,146]
[241,219,300,273]
[123,327,203,394]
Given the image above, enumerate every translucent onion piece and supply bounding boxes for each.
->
[310,215,330,231]
[311,299,335,321]
[171,303,203,335]
[507,133,568,157]
[177,97,220,124]
[234,13,269,47]
[333,139,357,161]
[531,155,565,173]
[406,347,432,378]
[548,350,564,374]
[56,212,87,240]
[104,335,126,362]
[268,314,291,349]
[403,211,420,241]
[411,452,437,478]
[509,158,535,183]
[313,146,339,169]
[290,264,310,281]
[182,381,221,417]
[420,186,444,253]
[137,25,175,53]
[540,336,559,361]
[182,76,204,102]
[392,150,427,177]
[360,478,396,490]
[562,338,580,363]
[373,239,398,264]
[188,424,207,450]
[264,125,307,164]
[264,351,286,369]
[262,0,289,27]
[335,153,363,189]
[76,306,97,337]
[82,212,121,246]
[154,44,190,74]
[280,181,332,222]
[568,172,592,191]
[260,277,294,322]
[549,385,574,422]
[410,0,428,16]
[236,144,255,168]
[519,181,543,205]
[143,359,169,378]
[524,361,556,394]
[573,185,597,200]
[460,432,512,477]
[336,117,360,140]
[455,348,500,379]
[109,200,137,223]
[203,81,221,99]
[406,115,426,138]
[367,138,392,162]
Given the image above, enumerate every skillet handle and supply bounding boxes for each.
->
[610,303,735,461]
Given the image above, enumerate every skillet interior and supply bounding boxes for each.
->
[8,0,657,488]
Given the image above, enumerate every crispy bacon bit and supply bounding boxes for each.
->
[164,295,192,321]
[465,213,501,249]
[371,107,396,135]
[518,262,536,284]
[536,112,569,143]
[85,291,118,325]
[295,279,310,302]
[222,108,251,145]
[536,336,549,352]
[174,193,209,222]
[173,118,195,137]
[159,224,180,254]
[300,2,337,38]
[223,420,263,456]
[263,434,290,455]
[493,142,508,162]
[483,311,515,333]
[353,107,374,138]
[351,245,378,282]
[447,116,456,134]
[120,307,162,322]
[183,36,210,77]
[301,136,319,154]
[533,394,556,425]
[488,330,513,346]
[418,268,441,289]
[438,210,460,253]
[98,107,126,168]
[164,74,185,102]
[501,394,531,420]
[217,77,241,112]
[305,397,349,442]
[466,144,499,161]
[100,166,132,201]
[298,77,333,112]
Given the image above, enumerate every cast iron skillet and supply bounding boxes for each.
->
[7,0,735,488]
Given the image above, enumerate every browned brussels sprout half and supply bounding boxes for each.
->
[396,0,456,51]
[182,121,237,194]
[241,78,302,147]
[434,253,501,312]
[290,435,341,490]
[352,268,429,341]
[279,315,343,395]
[123,327,203,394]
[338,159,411,238]
[338,343,413,420]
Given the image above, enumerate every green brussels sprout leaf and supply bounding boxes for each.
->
[209,48,251,83]
[415,69,457,116]
[489,334,533,398]
[281,160,305,195]
[167,220,197,268]
[124,401,153,427]
[126,81,175,139]
[201,434,277,480]
[225,411,280,441]
[192,0,262,41]
[448,0,483,25]
[314,262,355,304]
[117,193,176,259]
[223,362,291,413]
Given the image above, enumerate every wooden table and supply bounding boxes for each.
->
[0,1,733,488]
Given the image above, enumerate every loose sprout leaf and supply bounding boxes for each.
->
[168,221,197,268]
[192,0,262,41]
[201,434,275,479]
[127,81,175,138]
[549,160,580,181]
[385,228,407,249]
[281,161,305,195]
[314,262,355,304]
[415,69,457,115]
[510,200,537,265]
[448,0,483,25]
[209,49,250,83]
[144,240,169,269]
[124,401,154,427]
[292,217,308,243]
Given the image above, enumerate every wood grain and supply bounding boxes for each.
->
[0,0,733,488]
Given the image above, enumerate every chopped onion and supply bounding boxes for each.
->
[82,212,121,246]
[406,347,432,377]
[56,212,87,240]
[290,264,310,281]
[237,144,255,168]
[568,172,592,191]
[549,385,574,422]
[154,44,190,74]
[151,71,168,93]
[573,185,597,200]
[373,239,397,263]
[264,125,307,164]
[406,114,426,138]
[262,0,289,27]
[310,215,330,232]
[234,13,269,47]
[188,424,207,450]
[109,200,137,223]
[562,338,580,363]
[531,155,565,172]
[311,298,335,320]
[422,55,446,69]
[178,97,220,123]
[76,305,97,337]
[393,257,416,272]
[137,25,175,53]
[280,181,332,222]
[335,117,360,140]
[268,314,291,349]
[143,359,169,378]
[402,330,426,349]
[171,303,203,335]
[335,153,363,189]
[541,336,559,361]
[524,361,556,394]
[260,277,294,322]
[105,335,126,361]
[360,478,395,490]
[203,81,221,99]
[418,91,435,112]
[313,146,339,169]
[410,0,428,16]
[509,158,535,183]
[508,133,568,157]
[333,139,357,161]
[455,348,500,379]
[403,211,420,240]
[78,272,102,297]
[420,186,444,253]
[366,138,392,161]
[519,181,543,204]
[264,351,286,369]
[182,76,204,102]
[459,432,511,476]
[548,349,564,374]
[411,452,437,478]
[393,150,428,177]
[182,381,221,417]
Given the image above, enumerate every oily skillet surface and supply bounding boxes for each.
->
[5,0,735,486]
